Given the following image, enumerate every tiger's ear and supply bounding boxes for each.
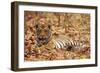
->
[48,24,51,29]
[35,24,38,29]
[48,25,51,29]
[34,21,38,29]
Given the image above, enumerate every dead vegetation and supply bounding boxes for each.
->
[24,11,90,61]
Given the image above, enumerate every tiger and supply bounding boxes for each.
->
[35,18,86,51]
[53,35,86,51]
[35,18,53,47]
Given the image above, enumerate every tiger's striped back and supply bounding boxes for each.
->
[53,36,85,50]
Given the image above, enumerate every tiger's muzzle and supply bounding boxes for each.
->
[36,32,51,47]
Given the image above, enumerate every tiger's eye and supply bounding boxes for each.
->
[37,29,41,34]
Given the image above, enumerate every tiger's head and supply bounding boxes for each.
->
[35,18,52,47]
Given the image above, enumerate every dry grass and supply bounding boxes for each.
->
[24,11,90,61]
